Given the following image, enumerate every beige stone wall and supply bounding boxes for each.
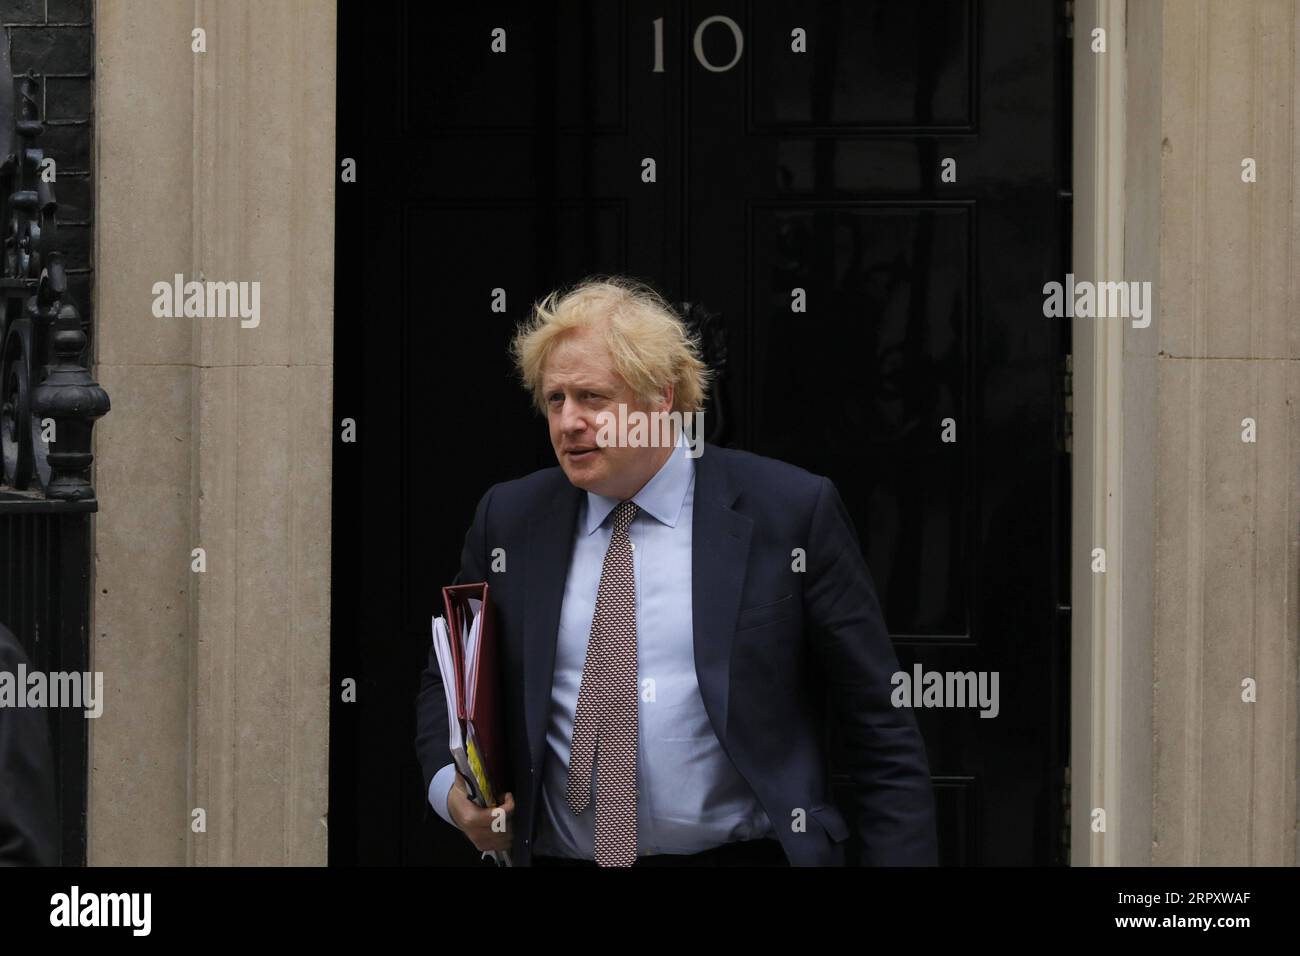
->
[1075,0,1296,866]
[91,0,336,865]
[1143,0,1299,866]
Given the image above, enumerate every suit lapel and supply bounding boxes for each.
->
[691,447,751,741]
[523,477,582,778]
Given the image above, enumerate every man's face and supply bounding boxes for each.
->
[542,325,673,499]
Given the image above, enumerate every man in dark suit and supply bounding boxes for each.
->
[416,276,937,867]
[0,622,59,866]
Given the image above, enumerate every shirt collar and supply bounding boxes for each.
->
[583,435,694,535]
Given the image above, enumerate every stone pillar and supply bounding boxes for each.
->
[1144,0,1299,866]
[91,0,336,865]
[1074,0,1297,866]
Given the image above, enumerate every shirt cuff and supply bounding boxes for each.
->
[429,763,458,828]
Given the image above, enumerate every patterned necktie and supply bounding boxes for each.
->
[565,499,640,866]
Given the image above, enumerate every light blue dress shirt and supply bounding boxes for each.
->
[429,437,773,858]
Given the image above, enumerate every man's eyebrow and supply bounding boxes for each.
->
[542,379,613,393]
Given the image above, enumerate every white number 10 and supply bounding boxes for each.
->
[653,15,745,73]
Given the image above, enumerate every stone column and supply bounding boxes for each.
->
[1075,0,1296,866]
[1144,0,1299,866]
[91,0,336,865]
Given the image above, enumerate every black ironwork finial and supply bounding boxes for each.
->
[31,301,110,501]
[0,32,110,500]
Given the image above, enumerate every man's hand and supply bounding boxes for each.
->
[447,772,514,852]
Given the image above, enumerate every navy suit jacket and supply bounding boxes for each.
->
[415,443,939,866]
[0,623,58,866]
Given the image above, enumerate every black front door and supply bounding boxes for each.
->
[333,0,1071,866]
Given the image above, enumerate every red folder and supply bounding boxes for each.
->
[441,582,508,804]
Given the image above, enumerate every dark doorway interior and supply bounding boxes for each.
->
[332,0,1072,866]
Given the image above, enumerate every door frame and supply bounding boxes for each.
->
[1071,0,1154,866]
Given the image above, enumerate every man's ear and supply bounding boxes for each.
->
[658,383,675,413]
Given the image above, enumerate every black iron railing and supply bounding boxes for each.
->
[0,30,109,865]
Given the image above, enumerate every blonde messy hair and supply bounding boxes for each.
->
[510,275,712,415]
